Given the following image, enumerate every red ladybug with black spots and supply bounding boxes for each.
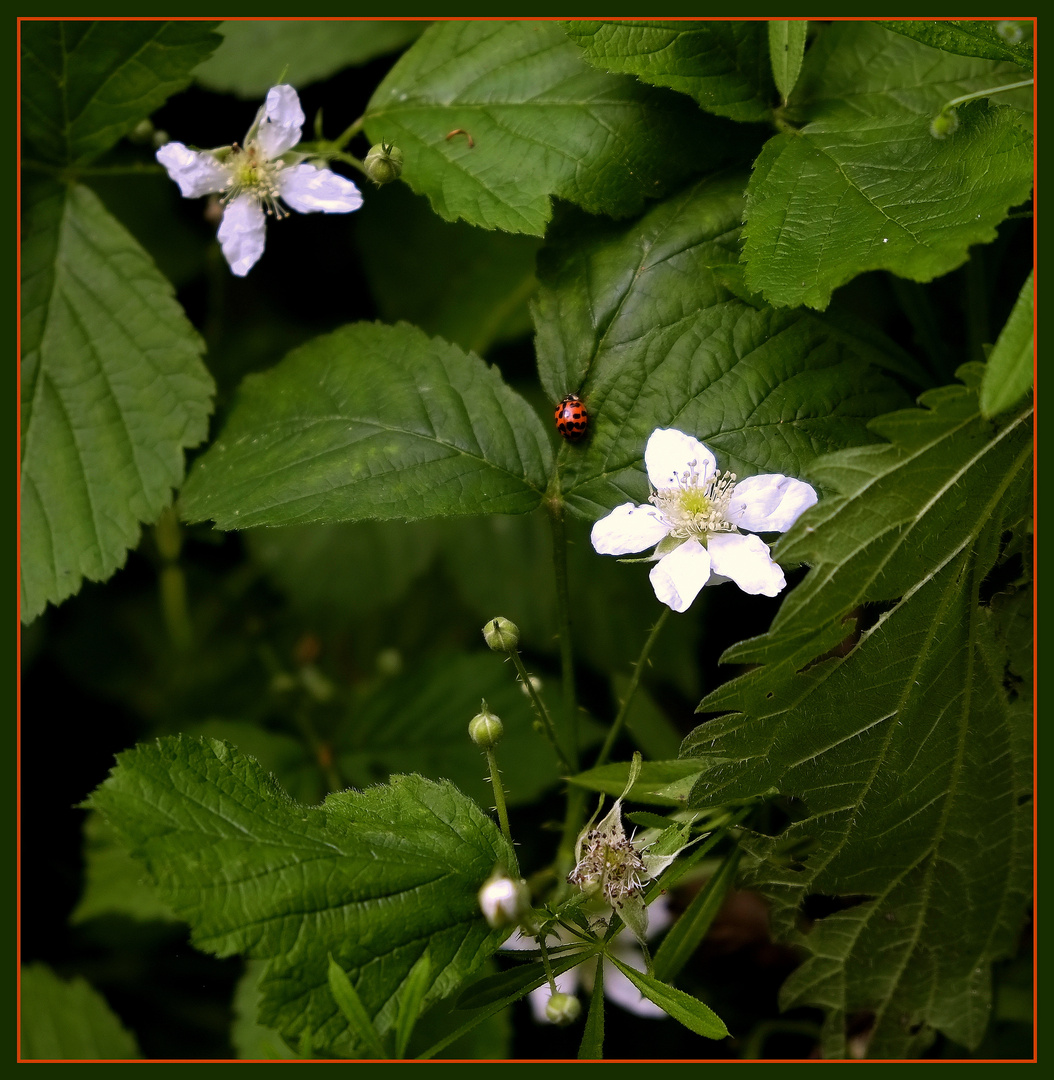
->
[554,394,589,442]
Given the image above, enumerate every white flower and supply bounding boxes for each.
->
[591,428,818,613]
[504,899,675,1023]
[156,85,363,276]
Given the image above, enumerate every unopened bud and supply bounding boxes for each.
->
[545,992,582,1026]
[482,617,519,653]
[478,870,530,928]
[364,142,403,186]
[929,109,959,140]
[469,701,503,748]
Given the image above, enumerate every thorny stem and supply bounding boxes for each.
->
[593,606,672,770]
[546,501,579,772]
[485,748,513,846]
[507,648,571,773]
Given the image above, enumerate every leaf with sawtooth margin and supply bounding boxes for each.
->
[681,366,1033,1057]
[20,182,214,623]
[563,20,775,123]
[178,321,552,530]
[86,735,515,1057]
[742,22,1033,311]
[880,19,1033,71]
[363,20,729,235]
[20,20,221,164]
[534,172,914,521]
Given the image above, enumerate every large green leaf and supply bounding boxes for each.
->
[563,20,774,122]
[20,182,214,622]
[742,22,1034,310]
[87,736,515,1056]
[194,18,425,97]
[880,19,1033,71]
[363,20,722,235]
[20,964,141,1060]
[681,369,1033,1057]
[178,321,552,530]
[20,20,221,164]
[533,173,914,520]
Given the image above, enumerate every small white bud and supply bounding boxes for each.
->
[545,992,582,1026]
[478,871,530,929]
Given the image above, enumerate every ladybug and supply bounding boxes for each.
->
[554,394,589,442]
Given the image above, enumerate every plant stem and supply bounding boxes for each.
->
[547,501,579,771]
[485,748,513,846]
[939,78,1034,114]
[593,606,672,769]
[507,649,571,773]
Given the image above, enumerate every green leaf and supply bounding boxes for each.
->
[534,173,913,520]
[568,760,707,807]
[605,955,729,1040]
[357,182,540,356]
[178,321,552,530]
[86,735,516,1056]
[20,963,141,1059]
[578,956,605,1059]
[651,847,741,983]
[193,18,425,97]
[880,19,1033,71]
[980,271,1034,418]
[393,950,433,1059]
[768,20,808,103]
[742,22,1034,310]
[71,812,178,926]
[563,20,775,123]
[364,20,721,235]
[455,948,599,1011]
[21,20,221,164]
[231,962,300,1060]
[682,370,1033,1056]
[327,955,389,1059]
[20,182,214,622]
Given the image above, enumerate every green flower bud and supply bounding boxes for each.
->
[545,992,582,1026]
[364,142,403,186]
[482,617,520,653]
[478,870,530,928]
[929,110,959,140]
[469,701,504,748]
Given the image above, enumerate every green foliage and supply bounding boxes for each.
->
[742,22,1033,310]
[20,964,141,1059]
[20,182,213,622]
[607,956,729,1040]
[193,19,425,97]
[980,271,1034,418]
[87,736,515,1056]
[179,322,552,529]
[364,21,724,234]
[880,19,1033,70]
[533,173,914,519]
[21,20,221,164]
[681,370,1033,1056]
[767,20,808,104]
[564,20,775,123]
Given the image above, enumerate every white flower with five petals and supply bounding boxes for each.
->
[156,85,363,276]
[591,428,818,613]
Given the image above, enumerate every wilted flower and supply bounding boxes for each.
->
[156,84,362,276]
[591,428,817,612]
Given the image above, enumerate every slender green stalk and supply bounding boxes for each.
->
[485,748,512,845]
[939,78,1033,113]
[332,114,366,149]
[593,607,672,769]
[507,649,571,773]
[546,502,579,771]
[537,937,560,996]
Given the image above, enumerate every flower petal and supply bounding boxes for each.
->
[255,84,304,159]
[591,503,668,556]
[645,428,717,491]
[156,142,229,198]
[727,473,818,533]
[707,533,786,596]
[279,163,364,214]
[217,194,267,277]
[648,538,711,612]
